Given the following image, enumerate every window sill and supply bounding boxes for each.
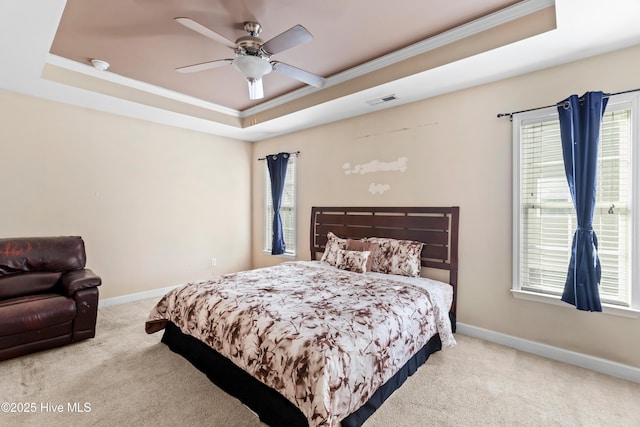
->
[511,289,640,318]
[262,250,296,259]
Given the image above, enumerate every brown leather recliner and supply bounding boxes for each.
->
[0,236,101,361]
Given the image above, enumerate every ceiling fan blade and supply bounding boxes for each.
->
[174,17,236,49]
[272,61,326,88]
[176,59,233,73]
[262,25,312,55]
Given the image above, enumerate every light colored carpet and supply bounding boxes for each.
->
[1,297,639,426]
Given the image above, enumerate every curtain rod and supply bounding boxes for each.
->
[496,88,640,120]
[257,151,300,161]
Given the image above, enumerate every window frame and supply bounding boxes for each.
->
[263,155,297,257]
[512,92,640,317]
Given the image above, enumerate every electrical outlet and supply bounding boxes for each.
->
[211,258,217,267]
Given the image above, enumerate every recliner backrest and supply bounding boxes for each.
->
[0,236,86,274]
[0,236,86,300]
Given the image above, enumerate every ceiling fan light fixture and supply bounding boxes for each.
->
[233,55,272,81]
[247,78,264,100]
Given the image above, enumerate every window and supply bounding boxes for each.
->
[513,93,639,315]
[264,155,296,256]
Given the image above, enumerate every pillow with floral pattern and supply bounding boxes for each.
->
[320,232,347,267]
[334,249,370,273]
[363,237,423,277]
[345,239,379,272]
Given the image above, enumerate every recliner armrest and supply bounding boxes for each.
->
[60,269,101,297]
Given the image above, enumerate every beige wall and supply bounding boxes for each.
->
[2,43,637,368]
[0,90,253,299]
[252,44,640,368]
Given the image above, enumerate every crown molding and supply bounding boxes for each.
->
[46,54,241,118]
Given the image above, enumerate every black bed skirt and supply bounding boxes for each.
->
[161,322,444,427]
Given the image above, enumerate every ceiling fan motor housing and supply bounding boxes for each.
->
[235,35,265,56]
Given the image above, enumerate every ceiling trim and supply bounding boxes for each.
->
[47,54,241,117]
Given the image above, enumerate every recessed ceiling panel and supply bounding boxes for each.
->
[50,0,520,111]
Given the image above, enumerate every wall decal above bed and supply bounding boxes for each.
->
[342,157,408,175]
[343,157,408,195]
[368,183,391,195]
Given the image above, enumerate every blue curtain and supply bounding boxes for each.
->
[266,152,290,255]
[557,91,608,312]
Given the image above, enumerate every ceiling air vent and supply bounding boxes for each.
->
[366,94,398,106]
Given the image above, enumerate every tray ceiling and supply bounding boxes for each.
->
[3,0,640,141]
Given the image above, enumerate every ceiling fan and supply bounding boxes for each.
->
[174,17,326,100]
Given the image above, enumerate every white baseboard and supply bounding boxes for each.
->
[456,322,640,384]
[98,285,180,309]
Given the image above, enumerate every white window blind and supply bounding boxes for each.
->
[515,102,633,307]
[264,156,296,256]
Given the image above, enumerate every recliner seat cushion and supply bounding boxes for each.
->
[0,236,86,275]
[0,272,62,300]
[0,294,76,336]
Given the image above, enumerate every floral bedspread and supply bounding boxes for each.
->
[145,261,455,427]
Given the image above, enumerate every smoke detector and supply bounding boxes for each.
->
[91,59,110,71]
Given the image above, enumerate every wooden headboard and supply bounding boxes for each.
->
[310,206,459,316]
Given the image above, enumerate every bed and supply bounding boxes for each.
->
[146,206,459,427]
